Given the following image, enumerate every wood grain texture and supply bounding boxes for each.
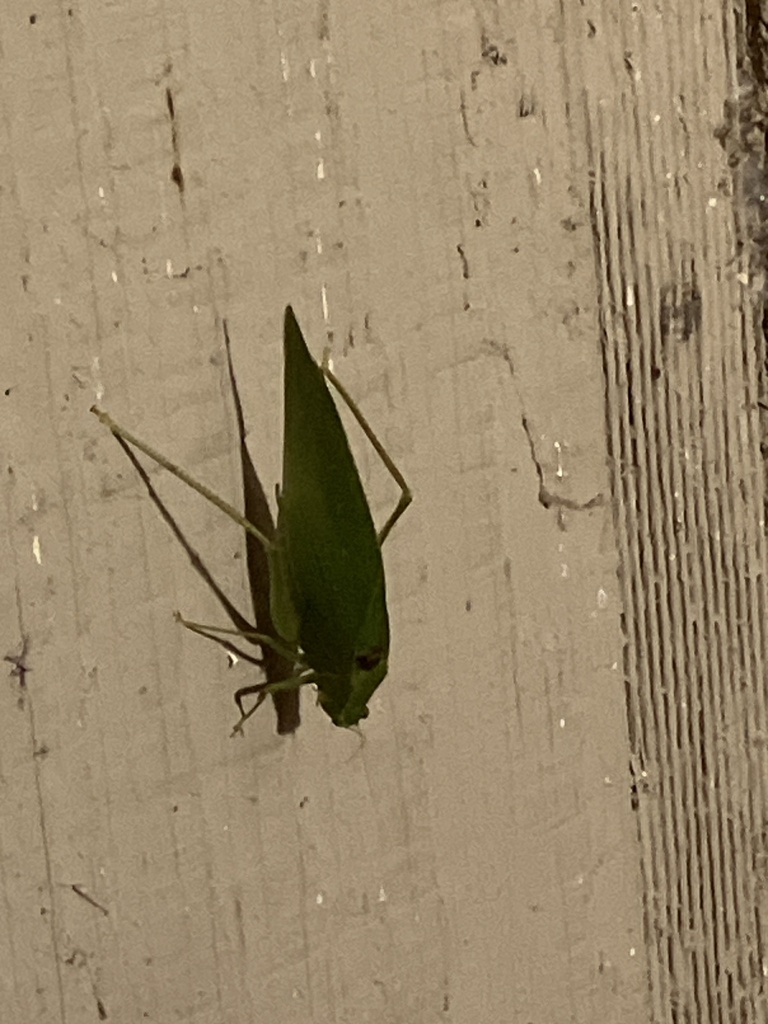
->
[1,0,765,1021]
[586,2,768,1020]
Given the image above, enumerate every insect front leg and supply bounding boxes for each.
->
[321,364,412,545]
[232,672,316,735]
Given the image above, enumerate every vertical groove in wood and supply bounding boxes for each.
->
[585,2,768,1019]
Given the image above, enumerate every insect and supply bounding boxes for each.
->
[91,306,411,732]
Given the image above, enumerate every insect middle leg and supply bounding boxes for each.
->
[174,614,298,662]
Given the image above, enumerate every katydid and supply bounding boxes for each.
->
[91,306,411,732]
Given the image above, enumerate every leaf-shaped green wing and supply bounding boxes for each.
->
[277,307,389,677]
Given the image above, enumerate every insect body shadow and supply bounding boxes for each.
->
[223,321,300,733]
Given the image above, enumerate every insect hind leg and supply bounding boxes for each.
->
[90,407,274,551]
[321,364,412,545]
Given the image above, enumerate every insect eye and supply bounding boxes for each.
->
[355,649,384,671]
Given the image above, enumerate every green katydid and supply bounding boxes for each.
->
[91,306,411,732]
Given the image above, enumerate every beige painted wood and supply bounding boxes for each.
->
[2,0,765,1021]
